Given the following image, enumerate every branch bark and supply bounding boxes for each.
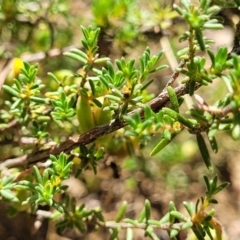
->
[0,82,199,169]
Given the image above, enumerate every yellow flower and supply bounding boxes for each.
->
[13,58,24,77]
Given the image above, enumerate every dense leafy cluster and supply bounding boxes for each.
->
[0,0,240,239]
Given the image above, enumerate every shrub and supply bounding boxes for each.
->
[0,0,240,239]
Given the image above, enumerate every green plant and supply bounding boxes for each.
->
[0,0,70,57]
[1,0,240,239]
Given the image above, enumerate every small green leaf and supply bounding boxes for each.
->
[10,98,22,110]
[88,79,96,96]
[195,29,205,51]
[144,106,154,120]
[207,50,215,67]
[169,201,176,211]
[206,6,221,15]
[177,47,189,57]
[210,176,218,193]
[94,207,105,222]
[124,218,138,226]
[208,136,218,153]
[109,227,120,240]
[217,182,230,191]
[92,98,102,108]
[48,72,60,84]
[192,223,205,240]
[150,138,170,156]
[115,201,127,222]
[170,211,188,222]
[145,226,159,240]
[167,86,179,112]
[162,108,197,128]
[189,80,196,96]
[2,175,15,186]
[33,165,43,185]
[30,96,48,104]
[182,221,193,230]
[120,102,129,116]
[208,199,218,204]
[163,129,171,140]
[173,4,184,15]
[169,201,177,223]
[181,0,191,10]
[126,228,133,240]
[141,79,154,91]
[147,219,161,226]
[42,169,49,185]
[232,124,240,140]
[64,52,88,64]
[203,23,223,30]
[196,133,214,172]
[105,94,121,102]
[75,220,86,233]
[144,199,151,220]
[3,85,19,97]
[200,0,211,10]
[94,57,110,63]
[183,201,195,217]
[70,48,88,59]
[137,207,146,223]
[153,64,168,72]
[0,189,18,202]
[203,176,210,192]
[170,227,180,238]
[159,213,170,224]
[207,209,215,216]
[215,47,228,65]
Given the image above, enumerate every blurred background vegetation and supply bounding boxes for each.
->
[0,0,240,239]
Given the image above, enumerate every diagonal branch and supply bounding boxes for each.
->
[0,82,199,170]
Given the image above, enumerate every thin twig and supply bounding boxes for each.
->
[164,60,185,89]
[104,221,185,230]
[35,209,189,231]
[0,82,200,169]
[165,58,193,109]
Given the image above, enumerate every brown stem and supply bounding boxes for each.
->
[164,59,185,89]
[0,82,199,169]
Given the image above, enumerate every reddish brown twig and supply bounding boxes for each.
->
[0,82,199,169]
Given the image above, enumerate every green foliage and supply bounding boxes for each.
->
[99,48,167,118]
[0,175,18,202]
[0,0,70,56]
[54,197,105,233]
[0,0,240,239]
[15,153,73,211]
